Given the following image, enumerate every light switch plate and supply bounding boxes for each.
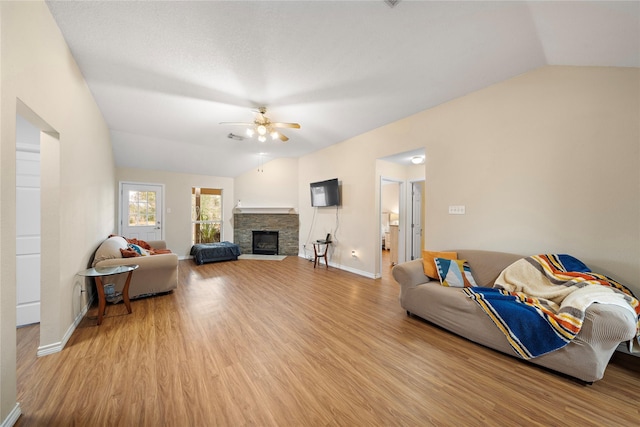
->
[448,205,465,215]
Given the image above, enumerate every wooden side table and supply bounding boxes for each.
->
[77,265,139,325]
[313,240,331,269]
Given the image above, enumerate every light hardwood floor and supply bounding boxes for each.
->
[15,255,640,426]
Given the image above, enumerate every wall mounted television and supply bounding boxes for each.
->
[310,178,340,207]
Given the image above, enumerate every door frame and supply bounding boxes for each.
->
[118,181,165,240]
[409,179,425,260]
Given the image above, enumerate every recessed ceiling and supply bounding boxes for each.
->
[45,1,639,177]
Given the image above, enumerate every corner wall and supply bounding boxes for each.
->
[1,2,114,423]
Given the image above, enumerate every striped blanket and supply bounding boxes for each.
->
[464,254,640,359]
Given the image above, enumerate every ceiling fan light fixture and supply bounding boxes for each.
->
[220,107,300,143]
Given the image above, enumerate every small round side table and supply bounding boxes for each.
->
[77,265,139,325]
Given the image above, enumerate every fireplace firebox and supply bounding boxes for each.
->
[252,230,279,255]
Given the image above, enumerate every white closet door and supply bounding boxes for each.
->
[16,149,41,326]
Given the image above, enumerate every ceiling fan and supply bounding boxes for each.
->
[220,107,300,142]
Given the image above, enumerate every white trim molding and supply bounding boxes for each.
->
[234,207,296,214]
[37,295,92,357]
[1,403,21,427]
[297,254,376,279]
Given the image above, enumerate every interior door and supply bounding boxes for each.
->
[16,145,41,326]
[120,183,163,241]
[411,181,423,260]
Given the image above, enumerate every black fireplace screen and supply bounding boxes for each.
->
[252,231,279,255]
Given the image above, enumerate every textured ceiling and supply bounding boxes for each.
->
[46,1,639,177]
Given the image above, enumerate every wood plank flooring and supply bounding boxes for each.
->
[15,254,640,426]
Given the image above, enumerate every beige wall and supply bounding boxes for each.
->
[234,157,299,209]
[116,168,234,257]
[423,66,639,295]
[1,2,114,422]
[298,66,639,294]
[298,128,426,277]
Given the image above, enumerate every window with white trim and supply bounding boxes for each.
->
[191,187,222,244]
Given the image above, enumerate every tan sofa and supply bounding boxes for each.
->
[92,236,178,299]
[392,249,637,383]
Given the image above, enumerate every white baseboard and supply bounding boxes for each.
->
[37,294,92,357]
[332,263,377,279]
[296,254,376,279]
[1,403,21,427]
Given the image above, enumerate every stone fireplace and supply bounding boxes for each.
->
[234,209,299,256]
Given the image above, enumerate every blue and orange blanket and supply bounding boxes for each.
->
[463,254,640,359]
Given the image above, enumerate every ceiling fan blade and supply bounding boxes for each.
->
[278,132,289,142]
[219,122,253,126]
[270,122,300,129]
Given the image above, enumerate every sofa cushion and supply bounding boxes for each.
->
[93,236,128,266]
[435,258,478,288]
[422,250,457,278]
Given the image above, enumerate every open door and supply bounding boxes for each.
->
[411,181,424,260]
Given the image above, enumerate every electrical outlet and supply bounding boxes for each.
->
[448,205,466,215]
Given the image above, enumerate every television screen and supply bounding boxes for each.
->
[310,178,340,207]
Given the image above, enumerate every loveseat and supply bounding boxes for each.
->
[391,249,638,383]
[92,236,178,299]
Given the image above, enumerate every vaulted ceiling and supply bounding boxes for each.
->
[46,1,639,177]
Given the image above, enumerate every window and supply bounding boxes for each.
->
[128,190,156,226]
[192,187,222,244]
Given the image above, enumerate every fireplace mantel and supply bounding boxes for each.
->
[234,207,297,214]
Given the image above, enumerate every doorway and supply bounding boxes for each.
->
[376,148,425,278]
[14,99,61,356]
[379,177,404,277]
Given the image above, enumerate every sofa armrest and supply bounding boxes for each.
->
[146,240,167,250]
[95,252,178,270]
[392,259,432,290]
[579,303,637,347]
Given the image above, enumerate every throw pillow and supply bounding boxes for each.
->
[422,250,457,279]
[434,258,478,288]
[127,238,152,251]
[128,243,150,256]
[120,248,140,258]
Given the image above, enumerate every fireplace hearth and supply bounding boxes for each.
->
[252,230,279,255]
